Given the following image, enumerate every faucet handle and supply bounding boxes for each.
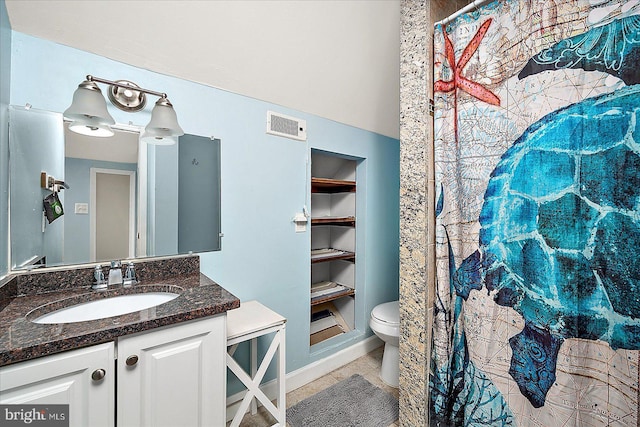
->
[123,261,138,286]
[93,265,107,290]
[111,260,122,269]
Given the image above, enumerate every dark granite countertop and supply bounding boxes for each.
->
[0,256,239,367]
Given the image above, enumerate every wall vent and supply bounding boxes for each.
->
[266,111,307,141]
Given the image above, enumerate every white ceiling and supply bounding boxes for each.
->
[5,0,401,139]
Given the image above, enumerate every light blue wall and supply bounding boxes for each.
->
[64,158,137,264]
[0,0,10,277]
[8,32,399,372]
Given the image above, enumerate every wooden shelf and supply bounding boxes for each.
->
[311,216,355,227]
[309,154,357,347]
[310,302,350,346]
[311,249,355,264]
[311,287,355,306]
[311,177,356,193]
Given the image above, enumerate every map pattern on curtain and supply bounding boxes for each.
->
[432,1,640,425]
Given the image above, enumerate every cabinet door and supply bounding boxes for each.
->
[117,315,226,427]
[0,342,115,427]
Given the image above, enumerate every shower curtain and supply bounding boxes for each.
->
[431,1,640,426]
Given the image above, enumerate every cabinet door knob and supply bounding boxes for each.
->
[91,369,106,381]
[126,355,139,367]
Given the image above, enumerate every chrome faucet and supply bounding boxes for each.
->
[93,265,107,290]
[108,260,123,286]
[123,261,138,287]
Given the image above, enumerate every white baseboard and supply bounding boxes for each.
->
[226,335,383,422]
[285,335,383,392]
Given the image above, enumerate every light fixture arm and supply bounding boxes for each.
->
[86,75,167,99]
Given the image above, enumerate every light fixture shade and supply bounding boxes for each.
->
[68,119,114,137]
[64,80,115,137]
[141,97,184,145]
[141,134,179,146]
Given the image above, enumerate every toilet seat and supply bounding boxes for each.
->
[371,301,399,326]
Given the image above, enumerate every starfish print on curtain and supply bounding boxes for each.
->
[434,18,500,145]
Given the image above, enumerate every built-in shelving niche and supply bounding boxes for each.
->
[310,151,358,347]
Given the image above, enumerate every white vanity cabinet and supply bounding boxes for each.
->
[117,314,226,427]
[0,314,227,427]
[0,342,115,427]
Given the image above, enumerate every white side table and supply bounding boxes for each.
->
[226,300,286,427]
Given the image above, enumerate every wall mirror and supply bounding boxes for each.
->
[9,105,221,271]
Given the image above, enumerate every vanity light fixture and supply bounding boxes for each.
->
[64,75,184,144]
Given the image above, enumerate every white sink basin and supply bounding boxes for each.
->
[32,292,180,324]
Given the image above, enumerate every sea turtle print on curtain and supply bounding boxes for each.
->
[432,1,640,426]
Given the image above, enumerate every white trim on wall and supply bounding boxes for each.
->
[136,136,147,258]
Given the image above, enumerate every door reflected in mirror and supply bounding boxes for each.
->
[65,126,138,264]
[9,106,221,271]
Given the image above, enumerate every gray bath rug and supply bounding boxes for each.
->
[287,374,399,427]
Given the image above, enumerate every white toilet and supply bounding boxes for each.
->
[369,300,399,387]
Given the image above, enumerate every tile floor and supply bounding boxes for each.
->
[227,345,399,427]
